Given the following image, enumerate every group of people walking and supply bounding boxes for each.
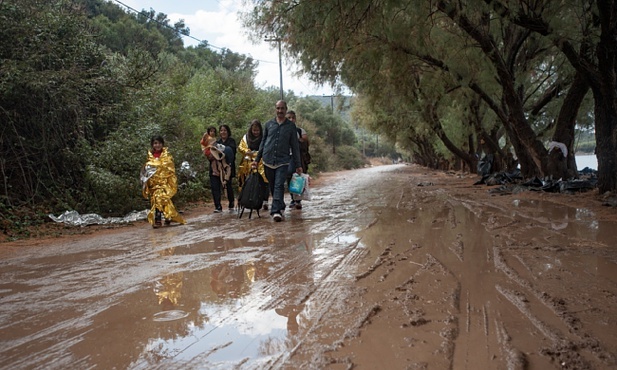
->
[141,100,310,228]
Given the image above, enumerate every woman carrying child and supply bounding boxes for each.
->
[216,125,237,211]
[201,125,237,212]
[238,119,269,210]
[141,135,186,228]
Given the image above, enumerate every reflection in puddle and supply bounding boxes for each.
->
[152,310,189,322]
[132,235,323,367]
[140,265,290,366]
[143,309,288,364]
[511,199,611,243]
[275,304,305,335]
[334,234,360,244]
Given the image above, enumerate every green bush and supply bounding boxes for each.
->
[332,145,369,170]
[79,125,149,215]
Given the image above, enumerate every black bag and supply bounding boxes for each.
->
[238,171,265,219]
[477,154,493,176]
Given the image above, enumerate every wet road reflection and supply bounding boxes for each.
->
[1,164,616,369]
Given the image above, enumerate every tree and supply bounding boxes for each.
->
[244,0,614,191]
[491,0,617,192]
[0,0,122,207]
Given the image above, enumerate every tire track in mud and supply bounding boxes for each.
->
[426,183,617,369]
[304,178,468,369]
[319,242,462,369]
[300,169,616,369]
[266,238,368,369]
[456,195,616,368]
[389,192,499,368]
[494,319,528,370]
[261,169,407,368]
[494,246,617,368]
[262,188,388,369]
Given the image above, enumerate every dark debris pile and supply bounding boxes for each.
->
[474,167,598,196]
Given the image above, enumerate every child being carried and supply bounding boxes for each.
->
[201,133,231,182]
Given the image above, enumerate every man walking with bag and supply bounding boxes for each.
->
[252,100,303,222]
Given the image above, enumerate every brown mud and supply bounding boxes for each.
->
[0,164,616,369]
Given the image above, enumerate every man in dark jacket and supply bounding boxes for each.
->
[253,100,303,222]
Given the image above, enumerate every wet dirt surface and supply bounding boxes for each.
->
[1,164,616,369]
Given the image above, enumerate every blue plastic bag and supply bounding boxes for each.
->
[292,174,312,201]
[289,173,305,195]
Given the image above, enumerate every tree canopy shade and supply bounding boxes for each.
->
[243,0,617,192]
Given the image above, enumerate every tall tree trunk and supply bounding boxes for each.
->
[502,88,548,178]
[547,71,590,179]
[593,92,617,193]
[426,104,477,171]
[593,1,617,193]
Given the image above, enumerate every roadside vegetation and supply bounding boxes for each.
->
[1,0,401,240]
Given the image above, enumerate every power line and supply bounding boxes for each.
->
[110,0,274,64]
[111,0,220,48]
[213,0,237,14]
[110,0,328,96]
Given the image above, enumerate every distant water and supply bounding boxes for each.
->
[576,154,597,170]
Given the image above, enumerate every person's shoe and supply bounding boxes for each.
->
[214,208,222,213]
[262,202,269,211]
[164,219,171,226]
[295,202,303,210]
[290,200,296,209]
[154,210,162,228]
[272,213,283,222]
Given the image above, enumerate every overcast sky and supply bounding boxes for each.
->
[114,0,335,97]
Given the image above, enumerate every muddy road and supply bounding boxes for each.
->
[1,164,616,369]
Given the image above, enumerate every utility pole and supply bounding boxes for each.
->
[323,94,336,154]
[264,36,283,100]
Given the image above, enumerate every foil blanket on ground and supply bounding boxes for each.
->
[49,209,148,227]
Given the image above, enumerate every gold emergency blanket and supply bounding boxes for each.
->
[142,148,186,225]
[237,135,267,190]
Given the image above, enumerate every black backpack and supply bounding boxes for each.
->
[238,171,265,219]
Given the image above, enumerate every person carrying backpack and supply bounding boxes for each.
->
[238,119,269,210]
